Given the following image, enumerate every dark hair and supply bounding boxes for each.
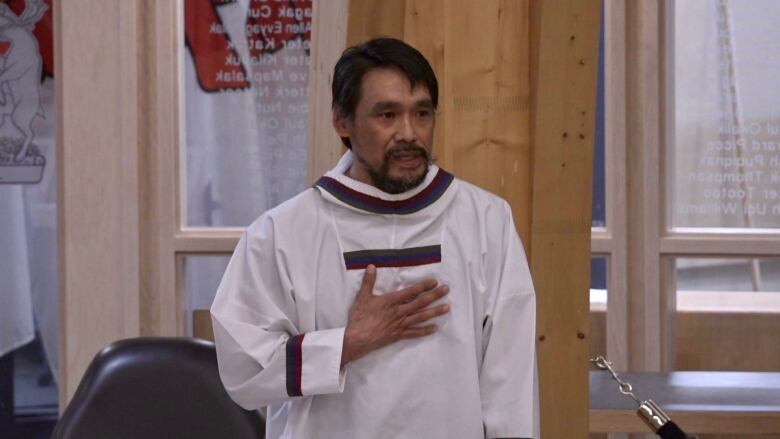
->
[331,37,439,148]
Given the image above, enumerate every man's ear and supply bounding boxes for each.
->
[332,111,351,138]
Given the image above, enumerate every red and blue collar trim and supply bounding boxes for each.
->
[314,168,454,215]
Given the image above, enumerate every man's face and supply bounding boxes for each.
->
[333,67,435,194]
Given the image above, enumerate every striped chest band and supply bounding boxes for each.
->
[343,245,442,270]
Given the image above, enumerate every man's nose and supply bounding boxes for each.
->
[394,115,417,143]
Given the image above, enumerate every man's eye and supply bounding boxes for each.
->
[417,110,431,117]
[382,112,395,119]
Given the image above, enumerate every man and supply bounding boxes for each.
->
[211,37,538,439]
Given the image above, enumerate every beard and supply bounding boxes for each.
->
[356,143,432,194]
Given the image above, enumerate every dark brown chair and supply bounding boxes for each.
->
[52,337,264,439]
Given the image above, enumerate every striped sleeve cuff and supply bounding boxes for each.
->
[285,334,305,397]
[285,328,347,398]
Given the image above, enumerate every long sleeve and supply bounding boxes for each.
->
[210,215,346,410]
[479,202,539,439]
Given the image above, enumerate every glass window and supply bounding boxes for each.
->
[590,257,607,359]
[0,0,58,436]
[677,257,780,293]
[183,0,313,227]
[670,1,780,229]
[590,257,608,297]
[182,255,231,338]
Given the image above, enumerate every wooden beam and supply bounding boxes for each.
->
[530,0,601,437]
[57,0,142,406]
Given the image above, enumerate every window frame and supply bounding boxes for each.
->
[595,0,780,373]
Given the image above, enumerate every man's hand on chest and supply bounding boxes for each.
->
[340,264,450,366]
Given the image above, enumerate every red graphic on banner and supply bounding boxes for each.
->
[245,0,311,60]
[5,0,53,79]
[185,0,312,93]
[0,0,50,176]
[185,0,248,91]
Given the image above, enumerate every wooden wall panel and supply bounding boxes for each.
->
[592,307,780,372]
[322,0,533,245]
[531,0,601,438]
[307,0,349,181]
[403,0,447,173]
[403,0,532,245]
[676,312,780,372]
[346,0,405,45]
[57,0,142,405]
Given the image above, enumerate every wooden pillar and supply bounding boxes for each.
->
[530,1,601,438]
[57,0,142,405]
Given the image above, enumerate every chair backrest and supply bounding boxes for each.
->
[52,337,265,439]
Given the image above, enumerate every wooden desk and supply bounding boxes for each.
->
[590,371,780,434]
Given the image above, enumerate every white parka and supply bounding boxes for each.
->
[211,151,538,439]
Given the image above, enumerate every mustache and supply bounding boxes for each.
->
[385,143,430,161]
